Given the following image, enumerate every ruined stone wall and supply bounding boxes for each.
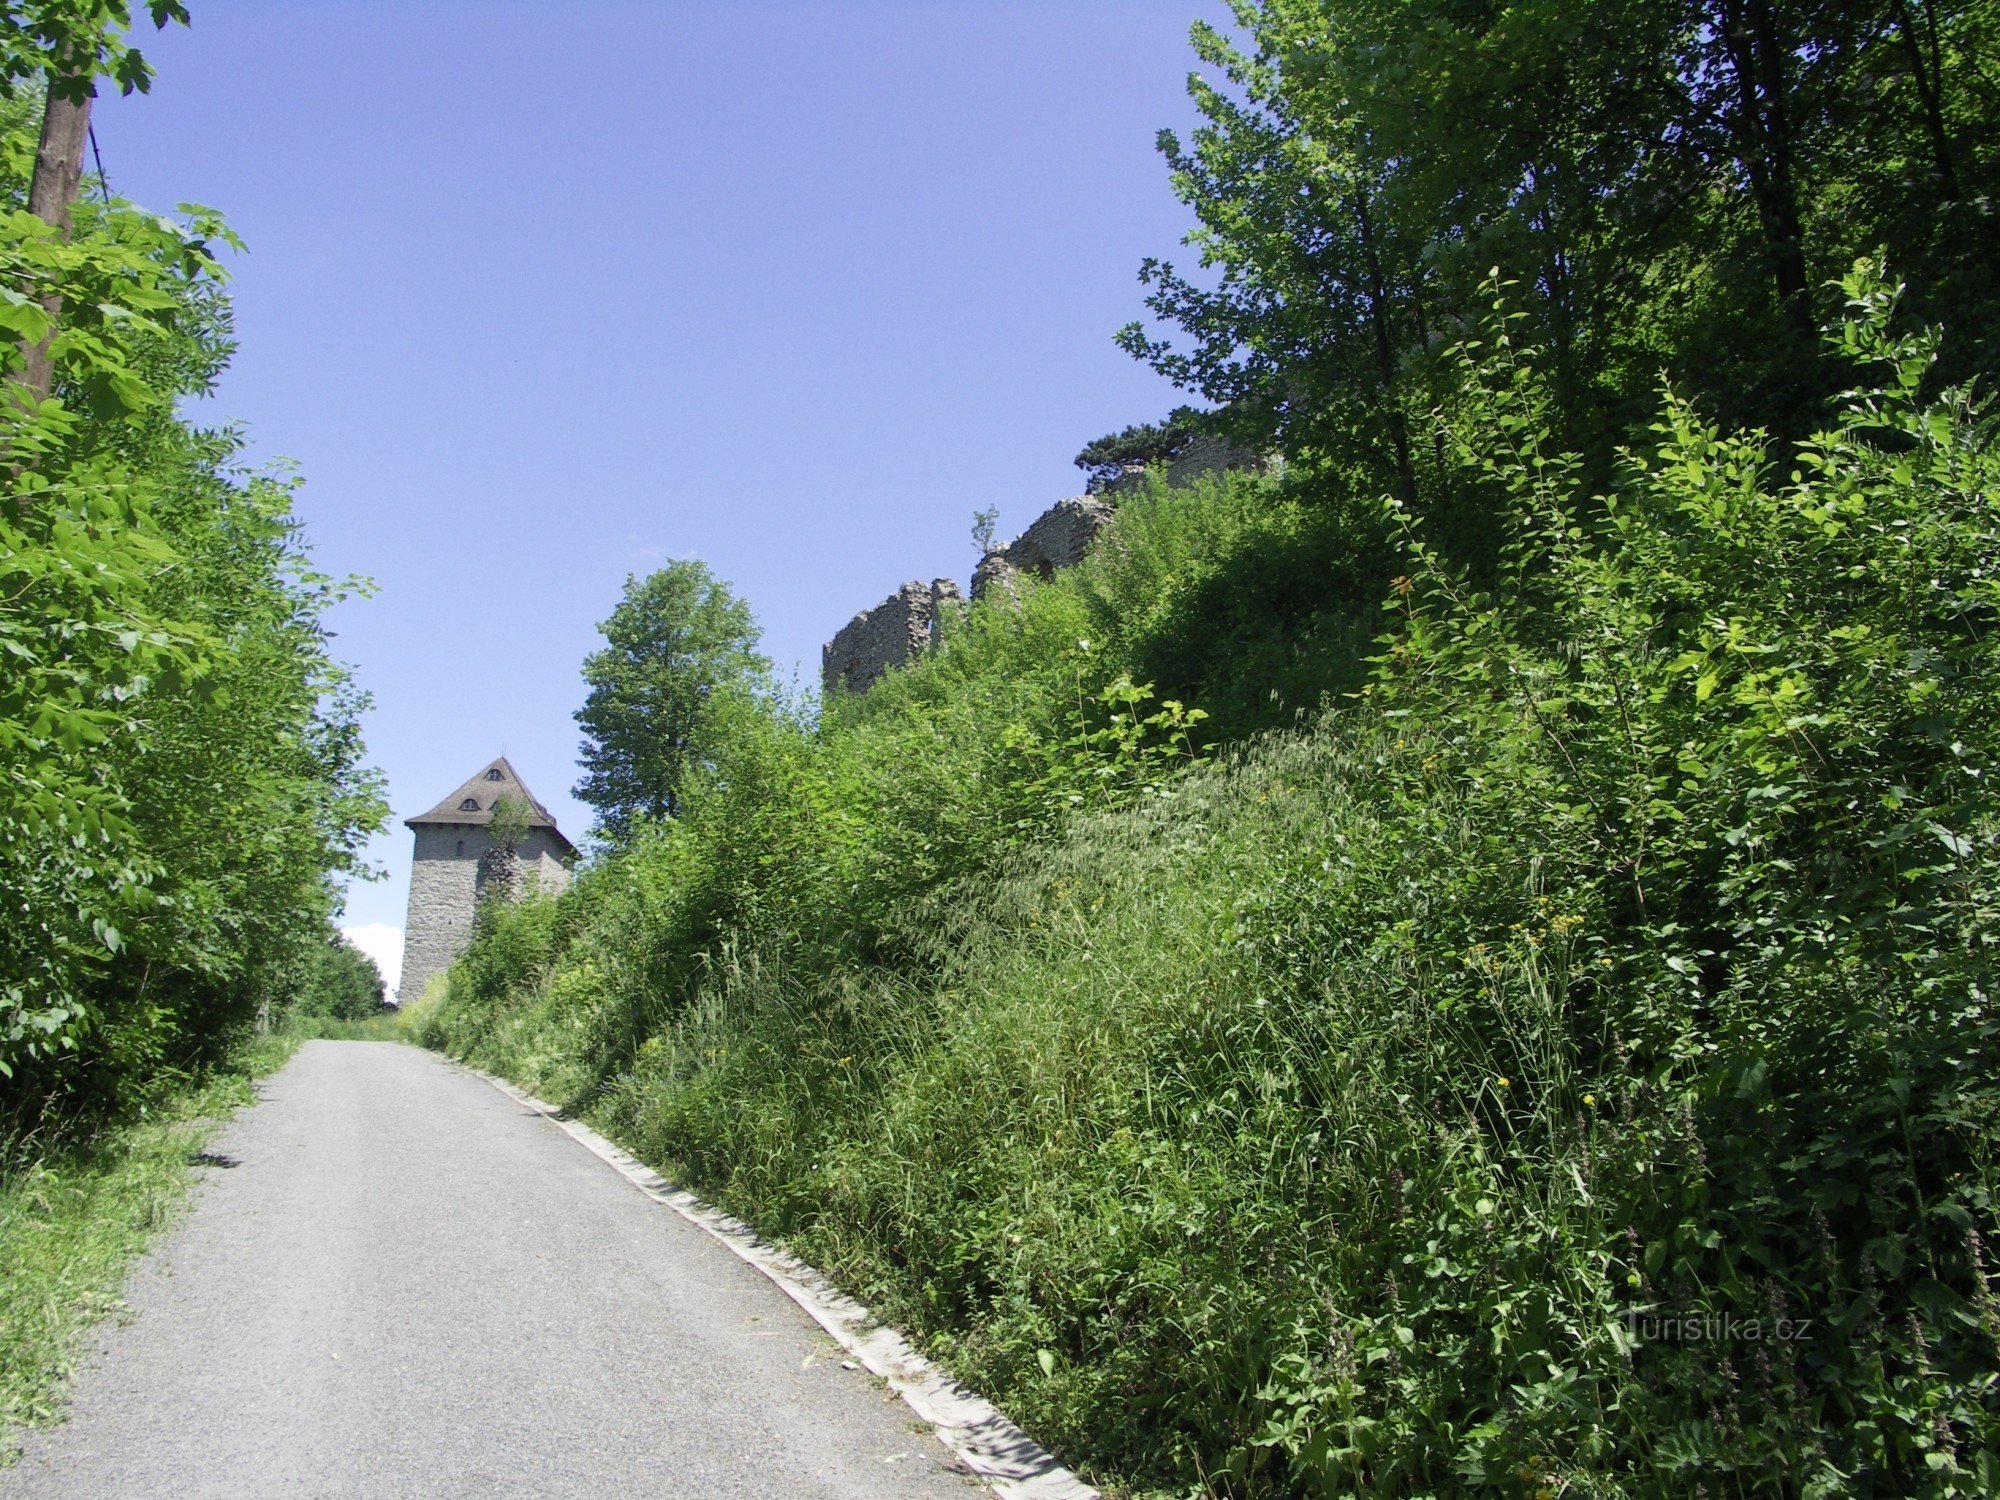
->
[1165,433,1267,489]
[820,495,1118,694]
[820,578,963,696]
[1100,433,1271,495]
[819,438,1271,695]
[399,824,571,1002]
[970,496,1116,602]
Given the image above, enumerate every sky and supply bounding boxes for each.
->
[91,1,1221,996]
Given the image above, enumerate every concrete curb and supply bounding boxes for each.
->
[460,1062,1098,1500]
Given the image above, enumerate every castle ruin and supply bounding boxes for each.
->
[821,579,965,695]
[819,434,1265,697]
[969,496,1116,603]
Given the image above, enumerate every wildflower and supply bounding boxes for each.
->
[1968,1226,2000,1346]
[1583,1093,1597,1107]
[1497,1076,1511,1089]
[1907,1312,1933,1376]
[1933,1411,1960,1469]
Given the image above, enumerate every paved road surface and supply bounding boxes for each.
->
[4,1041,979,1499]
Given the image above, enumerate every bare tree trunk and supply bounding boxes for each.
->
[18,82,94,407]
[1350,186,1418,506]
[1716,0,1815,344]
[1887,0,1961,201]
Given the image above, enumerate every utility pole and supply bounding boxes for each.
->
[18,73,95,406]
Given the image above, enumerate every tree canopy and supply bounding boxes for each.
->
[0,1,187,101]
[1072,408,1202,493]
[287,930,386,1023]
[1123,0,2000,527]
[0,35,385,1123]
[573,562,770,841]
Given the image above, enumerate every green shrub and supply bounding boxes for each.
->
[425,267,2000,1494]
[0,94,384,1127]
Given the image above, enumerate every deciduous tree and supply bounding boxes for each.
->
[573,562,769,840]
[1125,0,2000,522]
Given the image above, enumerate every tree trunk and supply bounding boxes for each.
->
[1716,0,1815,344]
[1887,0,1961,201]
[1350,186,1419,506]
[18,82,94,406]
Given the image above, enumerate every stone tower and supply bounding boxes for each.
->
[398,756,575,1003]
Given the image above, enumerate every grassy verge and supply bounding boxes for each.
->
[0,1032,300,1457]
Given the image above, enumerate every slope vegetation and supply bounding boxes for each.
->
[422,281,2000,1495]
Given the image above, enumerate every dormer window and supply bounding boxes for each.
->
[459,798,481,811]
[484,769,504,781]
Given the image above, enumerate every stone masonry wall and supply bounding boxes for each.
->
[970,496,1116,602]
[820,578,963,696]
[399,824,570,1002]
[818,438,1270,696]
[1100,432,1271,496]
[1165,432,1268,489]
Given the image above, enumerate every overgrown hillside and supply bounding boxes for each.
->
[423,272,2000,1494]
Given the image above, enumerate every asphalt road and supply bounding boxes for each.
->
[4,1041,981,1499]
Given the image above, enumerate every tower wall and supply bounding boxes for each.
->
[399,823,571,1003]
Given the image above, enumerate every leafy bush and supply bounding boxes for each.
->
[0,88,384,1127]
[425,267,2000,1495]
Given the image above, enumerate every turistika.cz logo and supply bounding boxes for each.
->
[1625,1309,1813,1344]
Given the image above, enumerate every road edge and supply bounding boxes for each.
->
[457,1060,1099,1500]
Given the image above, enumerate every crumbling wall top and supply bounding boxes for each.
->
[821,578,962,695]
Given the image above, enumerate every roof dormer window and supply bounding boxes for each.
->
[485,769,504,781]
[459,798,481,811]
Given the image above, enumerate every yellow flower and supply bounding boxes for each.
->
[1583,1093,1597,1107]
[1497,1076,1511,1089]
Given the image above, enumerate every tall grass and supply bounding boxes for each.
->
[422,272,2000,1495]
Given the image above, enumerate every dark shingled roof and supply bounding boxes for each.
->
[405,756,575,854]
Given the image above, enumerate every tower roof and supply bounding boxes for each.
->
[405,756,575,854]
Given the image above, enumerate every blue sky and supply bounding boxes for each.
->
[92,1,1218,992]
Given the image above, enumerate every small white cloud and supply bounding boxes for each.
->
[341,923,405,999]
[625,535,692,568]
